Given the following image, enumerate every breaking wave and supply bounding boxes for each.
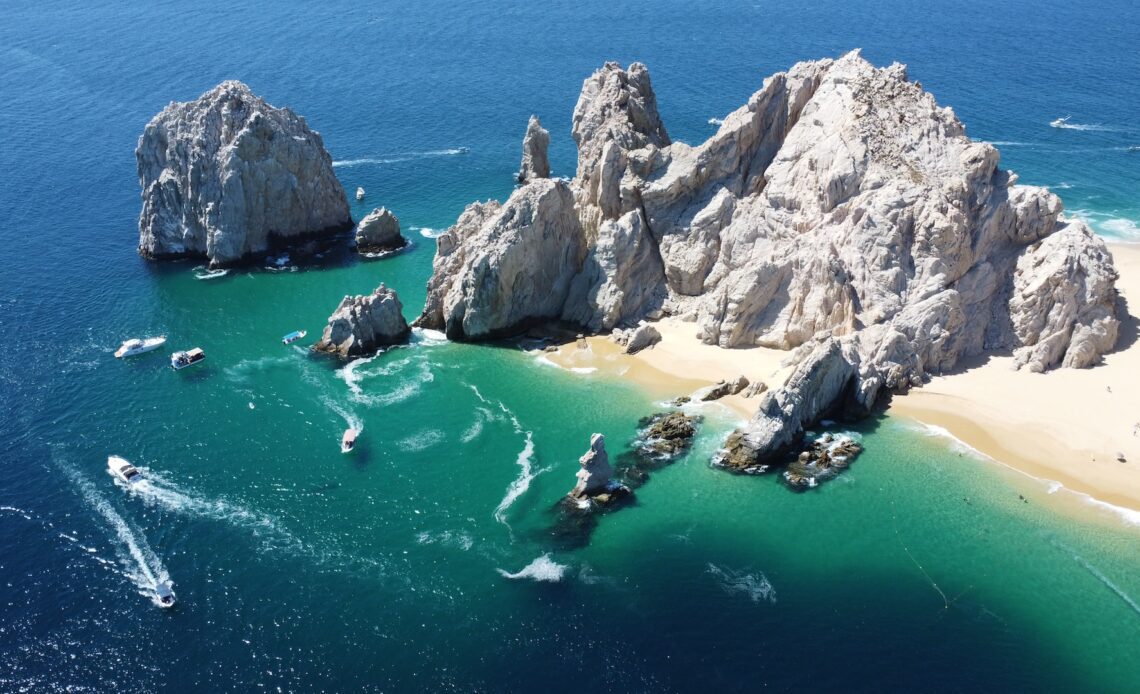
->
[497,553,567,582]
[707,563,776,604]
[415,227,443,239]
[415,530,474,551]
[707,117,724,126]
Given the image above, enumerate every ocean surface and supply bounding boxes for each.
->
[2,0,1139,691]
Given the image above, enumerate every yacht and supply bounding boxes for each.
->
[107,455,144,485]
[115,335,166,358]
[155,580,176,608]
[282,330,307,345]
[341,428,359,453]
[356,186,365,200]
[1050,116,1071,128]
[171,348,206,370]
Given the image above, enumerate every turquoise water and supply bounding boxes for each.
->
[3,1,1140,690]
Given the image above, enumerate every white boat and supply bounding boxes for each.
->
[282,329,307,345]
[171,347,206,370]
[355,186,365,200]
[341,428,359,453]
[155,580,176,608]
[1050,116,1071,128]
[115,335,166,358]
[108,455,144,485]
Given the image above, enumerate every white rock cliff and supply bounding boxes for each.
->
[137,81,352,267]
[416,52,1121,464]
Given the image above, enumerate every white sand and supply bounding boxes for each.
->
[549,242,1140,512]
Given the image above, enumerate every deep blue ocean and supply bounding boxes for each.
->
[3,1,1140,691]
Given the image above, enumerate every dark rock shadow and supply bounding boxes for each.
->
[1112,293,1139,354]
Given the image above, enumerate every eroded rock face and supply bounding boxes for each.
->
[355,207,407,255]
[415,179,585,339]
[517,115,551,183]
[137,81,352,267]
[418,52,1121,465]
[315,284,410,357]
[570,433,614,499]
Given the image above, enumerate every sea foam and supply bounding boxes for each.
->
[497,553,567,582]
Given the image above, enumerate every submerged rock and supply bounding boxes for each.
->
[417,52,1121,467]
[637,411,700,459]
[781,433,864,491]
[137,80,351,267]
[517,115,551,183]
[355,207,407,255]
[314,284,410,357]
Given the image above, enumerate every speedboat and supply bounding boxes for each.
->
[171,347,206,370]
[355,186,365,200]
[115,335,166,358]
[108,455,144,485]
[341,428,359,453]
[155,580,176,608]
[282,330,307,345]
[1050,116,1071,128]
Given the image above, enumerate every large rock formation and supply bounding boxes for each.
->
[517,115,551,183]
[137,80,352,267]
[315,284,410,357]
[355,207,407,255]
[569,433,614,499]
[417,52,1121,465]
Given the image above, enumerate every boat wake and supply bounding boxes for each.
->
[706,563,777,604]
[1054,541,1140,618]
[1050,119,1121,132]
[497,553,567,582]
[338,354,432,407]
[193,266,229,280]
[224,354,298,384]
[415,529,474,551]
[332,147,470,168]
[396,428,445,452]
[493,432,537,525]
[64,466,172,608]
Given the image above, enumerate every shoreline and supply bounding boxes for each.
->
[549,241,1140,517]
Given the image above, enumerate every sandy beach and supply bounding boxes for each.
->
[550,242,1140,513]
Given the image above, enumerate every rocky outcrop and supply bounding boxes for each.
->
[137,80,352,267]
[614,323,662,354]
[418,52,1121,467]
[314,284,410,357]
[696,375,750,402]
[517,115,551,183]
[569,433,616,499]
[637,412,699,458]
[355,207,407,255]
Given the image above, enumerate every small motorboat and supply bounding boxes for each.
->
[155,580,176,608]
[108,455,144,485]
[355,186,365,200]
[171,347,206,370]
[1050,116,1071,128]
[341,428,360,453]
[282,330,307,345]
[115,335,166,358]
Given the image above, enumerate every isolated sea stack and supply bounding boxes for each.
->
[517,115,551,183]
[355,207,407,255]
[136,80,352,267]
[416,51,1121,466]
[315,284,410,357]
